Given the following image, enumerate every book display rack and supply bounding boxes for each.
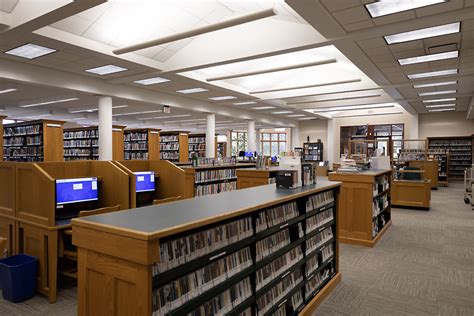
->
[124,128,160,160]
[427,150,449,185]
[303,142,323,162]
[428,136,473,180]
[72,181,342,315]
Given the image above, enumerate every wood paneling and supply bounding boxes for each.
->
[42,121,65,162]
[179,133,189,163]
[0,215,16,256]
[409,160,438,188]
[236,168,276,189]
[0,162,16,218]
[0,116,5,161]
[391,180,431,209]
[148,130,160,160]
[112,126,125,161]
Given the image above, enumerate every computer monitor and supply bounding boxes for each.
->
[56,177,99,206]
[134,171,155,193]
[244,151,254,157]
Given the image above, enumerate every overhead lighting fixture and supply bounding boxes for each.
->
[69,105,129,114]
[207,59,337,82]
[252,106,276,110]
[418,90,456,96]
[287,93,381,105]
[428,108,455,112]
[114,8,277,55]
[413,81,457,88]
[176,88,209,94]
[233,101,257,105]
[137,114,192,120]
[272,111,293,114]
[250,79,361,94]
[422,98,456,103]
[332,111,403,118]
[133,76,170,85]
[0,88,17,94]
[298,117,316,120]
[425,103,456,108]
[113,109,163,117]
[308,104,395,113]
[366,0,446,18]
[384,22,460,45]
[5,43,57,59]
[20,97,79,108]
[398,50,458,65]
[85,65,128,75]
[209,96,237,101]
[287,114,305,117]
[407,69,457,80]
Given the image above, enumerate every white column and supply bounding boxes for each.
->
[327,119,335,164]
[226,130,232,157]
[206,113,215,158]
[291,125,300,150]
[255,129,261,155]
[98,96,113,160]
[409,113,419,139]
[247,120,255,152]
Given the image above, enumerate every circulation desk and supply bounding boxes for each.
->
[73,181,342,315]
[328,169,392,247]
[236,166,280,189]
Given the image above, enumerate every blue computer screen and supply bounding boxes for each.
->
[134,171,155,193]
[56,177,98,206]
[244,151,254,157]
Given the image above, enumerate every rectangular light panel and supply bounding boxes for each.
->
[5,43,57,59]
[398,51,458,65]
[272,111,293,114]
[425,103,455,108]
[418,90,456,96]
[20,97,79,108]
[233,101,257,105]
[413,81,457,88]
[287,114,305,117]
[86,65,128,75]
[176,88,209,94]
[422,98,456,103]
[385,22,460,44]
[407,69,457,80]
[209,96,237,101]
[366,0,446,18]
[428,108,455,112]
[0,88,17,94]
[252,106,276,110]
[133,76,170,85]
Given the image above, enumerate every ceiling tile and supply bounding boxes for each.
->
[388,41,424,53]
[343,20,375,32]
[422,33,461,48]
[373,11,416,26]
[332,6,371,25]
[320,0,362,12]
[357,37,388,49]
[415,0,463,17]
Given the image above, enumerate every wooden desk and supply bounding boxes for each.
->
[328,169,392,247]
[73,182,342,315]
[236,167,279,189]
[391,180,431,209]
[408,160,438,189]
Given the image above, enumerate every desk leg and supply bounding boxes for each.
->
[47,230,58,304]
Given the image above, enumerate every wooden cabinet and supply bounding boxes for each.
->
[391,180,431,209]
[409,160,438,189]
[236,167,279,189]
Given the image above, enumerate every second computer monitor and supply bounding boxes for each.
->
[134,171,155,193]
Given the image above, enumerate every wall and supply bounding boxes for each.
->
[419,112,474,139]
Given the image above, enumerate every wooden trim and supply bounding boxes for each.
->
[0,116,5,161]
[339,220,392,247]
[300,272,341,315]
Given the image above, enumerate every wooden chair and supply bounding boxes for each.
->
[152,196,181,205]
[59,205,121,279]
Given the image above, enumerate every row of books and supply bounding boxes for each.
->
[64,139,97,148]
[256,202,299,233]
[306,263,334,299]
[256,245,303,291]
[373,175,390,196]
[161,135,179,142]
[4,136,42,146]
[4,124,42,136]
[152,248,252,315]
[189,136,206,144]
[195,169,237,184]
[64,149,94,157]
[195,181,237,197]
[160,152,179,160]
[154,217,253,274]
[373,195,389,218]
[373,213,388,238]
[306,191,334,212]
[3,147,43,157]
[64,130,98,139]
[65,156,92,161]
[321,244,334,262]
[161,144,180,151]
[124,143,148,151]
[307,208,334,233]
[185,278,252,316]
[256,268,303,316]
[124,132,147,142]
[124,152,148,160]
[306,226,333,256]
[189,144,206,150]
[256,229,291,262]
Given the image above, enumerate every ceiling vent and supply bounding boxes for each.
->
[426,43,458,54]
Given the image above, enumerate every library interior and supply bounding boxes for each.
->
[0,1,473,315]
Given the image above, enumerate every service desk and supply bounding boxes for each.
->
[236,167,280,189]
[391,179,431,209]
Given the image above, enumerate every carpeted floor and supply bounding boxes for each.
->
[0,184,472,315]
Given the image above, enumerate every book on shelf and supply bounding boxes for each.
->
[256,229,291,262]
[305,262,334,299]
[256,202,299,233]
[306,190,334,212]
[195,169,237,184]
[306,208,334,233]
[306,226,333,256]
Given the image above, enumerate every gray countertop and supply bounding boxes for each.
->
[73,181,340,240]
[329,169,392,177]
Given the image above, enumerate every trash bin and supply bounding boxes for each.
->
[0,254,38,303]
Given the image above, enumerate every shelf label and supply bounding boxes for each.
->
[278,299,288,308]
[279,223,289,229]
[209,251,226,261]
[280,270,291,279]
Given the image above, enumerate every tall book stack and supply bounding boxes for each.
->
[124,128,160,160]
[428,137,473,180]
[188,134,207,159]
[160,131,189,163]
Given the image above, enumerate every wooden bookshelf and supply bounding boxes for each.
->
[303,142,323,162]
[328,169,392,247]
[237,167,279,189]
[124,128,160,160]
[3,119,64,162]
[428,151,449,185]
[160,131,189,163]
[183,164,255,198]
[188,133,218,160]
[0,116,5,161]
[217,141,226,157]
[64,126,125,161]
[72,181,342,315]
[428,136,473,180]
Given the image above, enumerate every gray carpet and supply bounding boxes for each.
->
[0,184,472,315]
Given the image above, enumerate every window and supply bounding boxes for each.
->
[260,132,287,157]
[231,131,247,156]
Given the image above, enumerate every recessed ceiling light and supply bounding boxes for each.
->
[366,0,446,18]
[176,88,209,94]
[413,81,457,88]
[272,111,293,114]
[69,105,128,114]
[407,69,457,80]
[252,106,276,110]
[209,96,237,101]
[5,43,57,59]
[384,22,460,44]
[287,114,305,117]
[133,76,170,85]
[233,101,257,105]
[398,51,458,65]
[298,117,316,120]
[428,108,455,112]
[112,109,163,117]
[418,90,456,97]
[85,65,128,75]
[20,97,79,108]
[425,103,456,108]
[422,98,456,103]
[0,88,17,94]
